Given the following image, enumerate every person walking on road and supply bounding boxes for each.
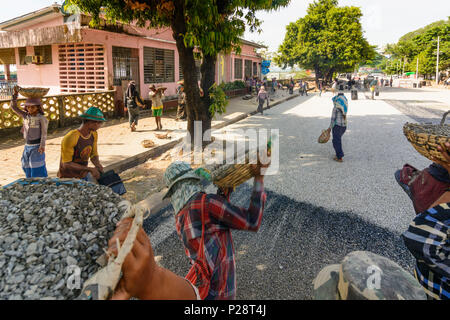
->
[149,84,166,131]
[370,78,379,100]
[125,81,145,132]
[326,90,348,163]
[257,86,269,115]
[302,81,308,96]
[10,86,48,178]
[176,82,187,121]
[332,79,339,96]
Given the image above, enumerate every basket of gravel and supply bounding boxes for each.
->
[403,110,450,163]
[200,138,272,189]
[0,178,144,300]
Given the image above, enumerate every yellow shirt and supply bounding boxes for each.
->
[58,129,99,178]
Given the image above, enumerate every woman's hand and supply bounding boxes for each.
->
[89,167,101,180]
[431,142,450,175]
[250,153,271,178]
[108,219,158,300]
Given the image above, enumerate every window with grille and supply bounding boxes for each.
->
[34,45,52,64]
[234,58,243,80]
[244,60,252,79]
[18,47,27,65]
[253,62,258,76]
[112,46,139,86]
[144,47,175,84]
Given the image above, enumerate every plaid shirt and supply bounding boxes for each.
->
[330,96,348,128]
[175,177,266,300]
[402,203,450,300]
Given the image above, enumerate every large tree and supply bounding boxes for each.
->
[275,0,375,85]
[68,0,291,144]
[383,18,449,79]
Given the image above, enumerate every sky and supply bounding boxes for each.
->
[0,0,449,54]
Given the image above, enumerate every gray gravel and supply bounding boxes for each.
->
[0,180,126,300]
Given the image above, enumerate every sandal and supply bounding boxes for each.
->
[333,157,343,163]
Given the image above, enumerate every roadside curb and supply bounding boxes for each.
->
[104,93,301,175]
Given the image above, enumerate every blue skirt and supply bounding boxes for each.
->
[21,144,48,178]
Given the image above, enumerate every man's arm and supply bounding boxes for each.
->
[90,156,103,173]
[209,175,266,232]
[108,220,198,300]
[89,131,103,173]
[329,107,337,129]
[38,116,48,153]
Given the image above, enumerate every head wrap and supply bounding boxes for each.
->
[169,179,204,214]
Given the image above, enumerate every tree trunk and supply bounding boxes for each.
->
[171,4,204,147]
[200,54,216,144]
[314,66,320,89]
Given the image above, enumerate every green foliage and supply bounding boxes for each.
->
[275,0,375,80]
[208,83,228,119]
[69,0,291,59]
[384,18,450,76]
[219,80,246,91]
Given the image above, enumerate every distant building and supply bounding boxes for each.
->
[0,4,264,106]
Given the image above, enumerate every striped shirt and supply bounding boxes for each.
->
[402,203,450,300]
[175,177,266,300]
[10,99,48,148]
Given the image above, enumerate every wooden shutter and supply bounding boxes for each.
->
[234,58,243,79]
[245,60,252,79]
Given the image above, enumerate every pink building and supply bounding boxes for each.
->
[0,4,264,108]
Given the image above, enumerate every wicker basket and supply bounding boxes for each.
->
[212,163,256,189]
[318,129,330,144]
[141,139,155,148]
[403,110,450,163]
[17,86,50,98]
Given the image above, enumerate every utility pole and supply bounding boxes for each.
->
[402,56,405,76]
[416,57,419,79]
[436,36,440,85]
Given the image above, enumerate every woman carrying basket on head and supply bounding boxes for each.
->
[149,84,165,131]
[10,86,48,178]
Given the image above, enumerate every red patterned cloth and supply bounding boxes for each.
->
[175,177,266,300]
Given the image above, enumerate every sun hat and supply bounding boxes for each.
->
[79,107,107,122]
[163,161,202,199]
